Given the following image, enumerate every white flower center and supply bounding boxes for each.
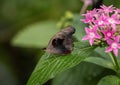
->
[98,21,104,25]
[89,32,95,38]
[107,32,111,37]
[111,43,118,49]
[108,18,115,24]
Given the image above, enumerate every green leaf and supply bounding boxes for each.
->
[52,62,104,85]
[12,21,59,48]
[98,75,120,85]
[84,48,115,71]
[72,14,87,41]
[95,47,111,61]
[103,0,120,8]
[84,57,114,70]
[12,14,87,48]
[27,42,96,85]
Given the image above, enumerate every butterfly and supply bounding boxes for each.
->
[44,26,75,55]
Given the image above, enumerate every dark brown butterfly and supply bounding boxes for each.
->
[44,26,75,55]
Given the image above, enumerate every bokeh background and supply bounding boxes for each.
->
[0,0,120,85]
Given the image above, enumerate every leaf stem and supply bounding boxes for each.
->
[108,52,119,71]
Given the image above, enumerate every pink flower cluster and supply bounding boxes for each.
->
[81,5,120,56]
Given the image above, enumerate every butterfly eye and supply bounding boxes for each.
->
[52,38,64,47]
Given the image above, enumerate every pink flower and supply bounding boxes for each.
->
[107,14,120,30]
[114,8,120,14]
[100,5,114,14]
[81,11,94,23]
[114,9,120,20]
[105,36,120,56]
[81,9,99,23]
[82,26,101,45]
[81,5,120,56]
[102,27,115,40]
[81,14,93,23]
[94,14,108,27]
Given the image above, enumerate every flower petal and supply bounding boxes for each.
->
[82,35,89,40]
[92,26,97,31]
[89,39,94,46]
[115,35,120,42]
[113,49,118,57]
[106,39,113,45]
[105,46,112,52]
[85,27,90,33]
[118,44,120,49]
[111,24,116,31]
[95,34,101,39]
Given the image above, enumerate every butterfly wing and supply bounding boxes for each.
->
[44,26,75,54]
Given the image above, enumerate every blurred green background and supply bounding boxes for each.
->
[0,0,120,85]
[0,0,82,85]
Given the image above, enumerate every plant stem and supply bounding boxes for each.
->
[108,52,119,70]
[80,3,88,14]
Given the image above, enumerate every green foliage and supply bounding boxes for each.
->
[95,47,111,60]
[12,21,59,48]
[0,46,18,85]
[11,14,87,48]
[11,11,120,85]
[103,0,120,8]
[84,57,113,70]
[27,42,96,85]
[0,0,82,42]
[52,62,104,85]
[72,14,86,41]
[57,11,74,29]
[1,0,120,85]
[98,75,120,85]
[13,12,120,85]
[84,47,115,70]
